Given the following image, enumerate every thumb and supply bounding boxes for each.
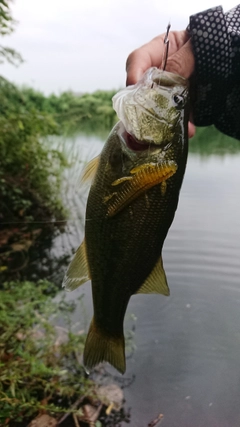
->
[165,39,194,79]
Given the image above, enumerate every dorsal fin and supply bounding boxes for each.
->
[136,256,170,296]
[62,239,91,291]
[79,155,100,185]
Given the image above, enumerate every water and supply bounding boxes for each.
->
[122,154,240,427]
[9,130,240,426]
[58,134,240,426]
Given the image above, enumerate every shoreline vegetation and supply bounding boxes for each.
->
[0,280,133,426]
[0,76,118,228]
[0,77,119,287]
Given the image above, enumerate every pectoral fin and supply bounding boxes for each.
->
[79,155,100,185]
[62,239,91,291]
[136,256,170,296]
[106,160,177,217]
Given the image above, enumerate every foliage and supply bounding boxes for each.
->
[20,87,118,133]
[0,81,117,228]
[0,280,133,425]
[0,2,60,226]
[0,280,93,423]
[0,0,15,35]
[0,76,67,224]
[0,0,23,65]
[190,126,240,155]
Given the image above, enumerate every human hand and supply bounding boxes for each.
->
[126,30,195,138]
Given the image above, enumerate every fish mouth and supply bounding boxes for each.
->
[123,131,153,152]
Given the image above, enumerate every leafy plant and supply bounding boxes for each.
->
[0,0,23,65]
[0,280,133,426]
[0,280,94,423]
[20,87,118,133]
[0,77,67,224]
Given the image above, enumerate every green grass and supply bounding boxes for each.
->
[0,280,134,425]
[0,280,94,423]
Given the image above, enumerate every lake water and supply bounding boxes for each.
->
[21,130,240,426]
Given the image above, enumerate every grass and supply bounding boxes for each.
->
[0,280,133,426]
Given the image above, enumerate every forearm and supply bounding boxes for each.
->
[188,5,240,139]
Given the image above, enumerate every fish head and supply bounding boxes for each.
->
[113,67,189,150]
[90,68,189,217]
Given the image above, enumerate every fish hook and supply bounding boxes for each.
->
[161,23,171,71]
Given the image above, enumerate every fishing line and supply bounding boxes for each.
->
[0,219,72,225]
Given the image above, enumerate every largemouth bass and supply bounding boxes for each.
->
[63,68,189,374]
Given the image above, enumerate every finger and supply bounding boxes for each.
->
[165,39,194,79]
[126,30,190,86]
[126,37,164,86]
[188,121,196,138]
[126,48,154,86]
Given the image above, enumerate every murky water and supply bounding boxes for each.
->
[123,154,240,427]
[11,130,240,426]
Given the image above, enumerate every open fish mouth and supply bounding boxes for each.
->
[123,130,151,151]
[120,128,169,152]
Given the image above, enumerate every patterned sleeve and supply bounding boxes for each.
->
[188,5,240,140]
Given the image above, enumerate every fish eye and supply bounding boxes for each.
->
[172,93,186,110]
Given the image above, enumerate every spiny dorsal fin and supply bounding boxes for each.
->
[136,256,170,296]
[79,155,100,185]
[62,239,91,291]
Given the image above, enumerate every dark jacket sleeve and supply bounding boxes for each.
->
[188,5,240,140]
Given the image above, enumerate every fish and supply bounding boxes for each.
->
[63,67,189,374]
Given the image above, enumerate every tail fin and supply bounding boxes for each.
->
[83,317,126,374]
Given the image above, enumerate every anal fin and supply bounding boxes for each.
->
[136,256,170,296]
[62,239,91,291]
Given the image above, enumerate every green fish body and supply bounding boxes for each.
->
[63,69,189,374]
